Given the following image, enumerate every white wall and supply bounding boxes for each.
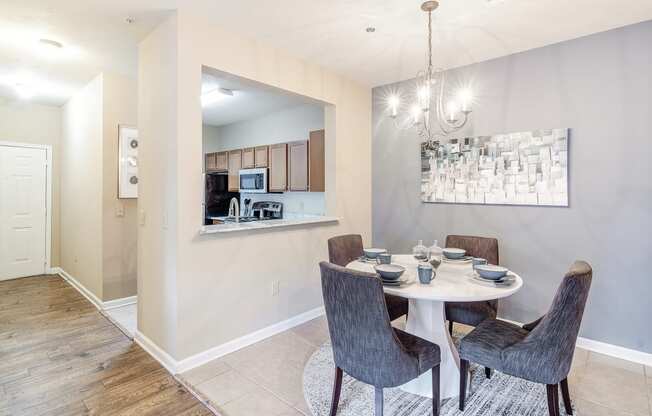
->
[138,10,371,361]
[205,104,324,151]
[0,101,61,267]
[102,73,138,301]
[61,75,104,298]
[61,72,138,302]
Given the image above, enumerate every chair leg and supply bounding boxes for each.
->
[546,384,560,416]
[374,386,383,416]
[449,320,454,335]
[560,378,573,415]
[484,367,493,379]
[432,364,440,416]
[459,359,469,411]
[329,367,343,416]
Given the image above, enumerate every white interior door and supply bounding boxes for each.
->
[0,145,47,280]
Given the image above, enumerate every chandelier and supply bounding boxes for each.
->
[387,1,472,141]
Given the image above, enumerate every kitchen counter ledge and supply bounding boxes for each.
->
[199,215,339,235]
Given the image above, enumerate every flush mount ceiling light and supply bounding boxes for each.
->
[39,38,63,49]
[365,27,376,33]
[201,87,234,107]
[386,0,474,140]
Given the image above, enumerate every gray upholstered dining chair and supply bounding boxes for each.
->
[320,261,441,416]
[445,235,500,335]
[458,261,593,416]
[328,234,409,322]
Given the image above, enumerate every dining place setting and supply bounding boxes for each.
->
[356,240,518,290]
[303,233,592,416]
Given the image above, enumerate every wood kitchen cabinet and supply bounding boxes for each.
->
[205,152,217,172]
[268,143,287,192]
[254,146,268,167]
[288,140,309,192]
[215,151,229,171]
[242,147,255,168]
[228,149,242,191]
[309,129,325,192]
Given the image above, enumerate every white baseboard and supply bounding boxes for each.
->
[57,268,103,311]
[103,295,138,310]
[134,330,177,374]
[576,337,652,367]
[498,317,652,367]
[54,268,137,312]
[132,306,325,374]
[175,306,325,374]
[47,266,62,275]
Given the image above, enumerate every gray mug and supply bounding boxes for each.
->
[377,253,392,264]
[417,263,434,284]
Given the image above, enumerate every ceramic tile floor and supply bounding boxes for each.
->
[104,303,137,337]
[180,316,652,416]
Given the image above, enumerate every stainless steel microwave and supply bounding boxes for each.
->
[239,168,268,193]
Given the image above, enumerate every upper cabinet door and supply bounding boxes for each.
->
[254,146,268,167]
[228,149,242,191]
[242,147,255,169]
[205,152,217,172]
[268,143,287,192]
[309,130,325,192]
[215,151,229,171]
[288,140,309,192]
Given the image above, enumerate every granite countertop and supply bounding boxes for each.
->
[200,214,339,235]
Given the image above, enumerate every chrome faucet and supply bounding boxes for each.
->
[228,197,240,222]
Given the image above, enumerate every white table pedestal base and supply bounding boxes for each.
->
[400,298,460,399]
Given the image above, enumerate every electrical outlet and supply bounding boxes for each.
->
[271,281,280,296]
[115,203,125,217]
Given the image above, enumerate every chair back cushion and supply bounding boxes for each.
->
[445,235,499,265]
[320,262,417,387]
[328,234,364,266]
[503,261,593,384]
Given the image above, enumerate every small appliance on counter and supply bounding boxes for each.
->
[252,201,283,220]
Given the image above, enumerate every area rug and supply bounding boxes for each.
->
[303,342,575,416]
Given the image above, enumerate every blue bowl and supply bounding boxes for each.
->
[374,264,405,281]
[443,248,466,259]
[363,248,387,259]
[475,265,509,280]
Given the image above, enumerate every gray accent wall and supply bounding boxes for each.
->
[372,22,652,353]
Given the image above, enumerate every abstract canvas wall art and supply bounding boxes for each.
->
[421,128,569,206]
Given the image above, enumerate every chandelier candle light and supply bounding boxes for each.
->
[388,0,473,141]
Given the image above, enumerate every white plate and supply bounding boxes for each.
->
[469,272,515,287]
[442,256,473,264]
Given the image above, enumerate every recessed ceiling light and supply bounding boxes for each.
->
[201,87,234,107]
[14,83,35,100]
[365,27,376,33]
[39,38,63,49]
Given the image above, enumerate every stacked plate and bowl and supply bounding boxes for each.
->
[361,248,407,286]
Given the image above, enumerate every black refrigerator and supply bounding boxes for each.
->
[204,172,239,225]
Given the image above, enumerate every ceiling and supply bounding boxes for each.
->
[202,67,322,126]
[1,0,651,106]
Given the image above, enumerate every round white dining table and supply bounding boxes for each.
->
[346,254,523,400]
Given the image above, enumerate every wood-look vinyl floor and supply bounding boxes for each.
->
[0,274,213,416]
